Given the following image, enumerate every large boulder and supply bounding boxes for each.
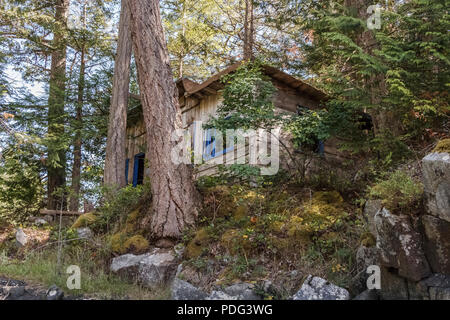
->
[422,153,450,223]
[110,253,146,279]
[375,208,430,281]
[363,200,383,236]
[379,267,409,300]
[137,249,177,289]
[356,245,377,272]
[422,215,450,274]
[292,275,350,300]
[407,273,450,300]
[171,278,208,300]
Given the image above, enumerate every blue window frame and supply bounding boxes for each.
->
[202,128,235,161]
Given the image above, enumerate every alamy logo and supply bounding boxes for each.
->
[66,265,81,290]
[366,265,381,290]
[171,121,280,176]
[367,5,382,30]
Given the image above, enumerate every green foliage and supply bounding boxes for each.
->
[94,182,151,231]
[0,139,44,223]
[287,109,330,149]
[208,60,279,131]
[368,170,424,214]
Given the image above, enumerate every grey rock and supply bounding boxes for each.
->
[422,215,450,274]
[363,199,383,236]
[356,245,377,272]
[422,152,450,223]
[292,275,350,300]
[137,249,177,289]
[110,253,146,278]
[409,273,450,300]
[206,290,238,300]
[1,286,25,298]
[353,290,379,300]
[375,208,430,281]
[77,227,93,240]
[15,228,28,247]
[34,218,48,226]
[348,270,369,296]
[223,283,261,300]
[379,267,408,300]
[429,287,450,300]
[46,285,64,300]
[171,278,208,300]
[174,243,185,259]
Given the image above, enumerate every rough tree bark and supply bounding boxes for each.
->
[243,0,254,60]
[47,0,70,210]
[70,2,86,212]
[104,0,133,188]
[128,0,199,244]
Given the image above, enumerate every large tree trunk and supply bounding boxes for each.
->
[104,0,133,188]
[128,0,199,243]
[47,0,70,210]
[70,3,86,212]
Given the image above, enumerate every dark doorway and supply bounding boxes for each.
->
[133,153,145,187]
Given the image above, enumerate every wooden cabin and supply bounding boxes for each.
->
[125,62,339,186]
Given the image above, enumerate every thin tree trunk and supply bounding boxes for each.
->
[70,2,86,212]
[128,0,200,243]
[104,0,133,188]
[47,0,70,210]
[243,0,254,60]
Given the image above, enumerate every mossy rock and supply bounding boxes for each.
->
[124,208,141,233]
[110,232,129,254]
[123,235,149,254]
[360,232,376,247]
[220,229,251,255]
[312,191,344,205]
[185,228,210,259]
[71,212,98,229]
[433,139,450,153]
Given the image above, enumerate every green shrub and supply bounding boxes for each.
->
[368,170,423,214]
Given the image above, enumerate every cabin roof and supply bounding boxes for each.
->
[177,62,328,101]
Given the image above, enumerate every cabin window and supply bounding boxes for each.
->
[203,126,235,161]
[132,153,145,187]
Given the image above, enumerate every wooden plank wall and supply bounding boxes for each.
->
[125,79,349,181]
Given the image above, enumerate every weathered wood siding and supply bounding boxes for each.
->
[126,78,344,181]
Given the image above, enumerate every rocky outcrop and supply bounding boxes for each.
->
[292,275,350,300]
[375,208,430,281]
[362,151,450,300]
[422,215,450,274]
[422,153,450,223]
[363,199,382,236]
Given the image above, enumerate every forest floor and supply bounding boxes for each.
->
[0,182,369,300]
